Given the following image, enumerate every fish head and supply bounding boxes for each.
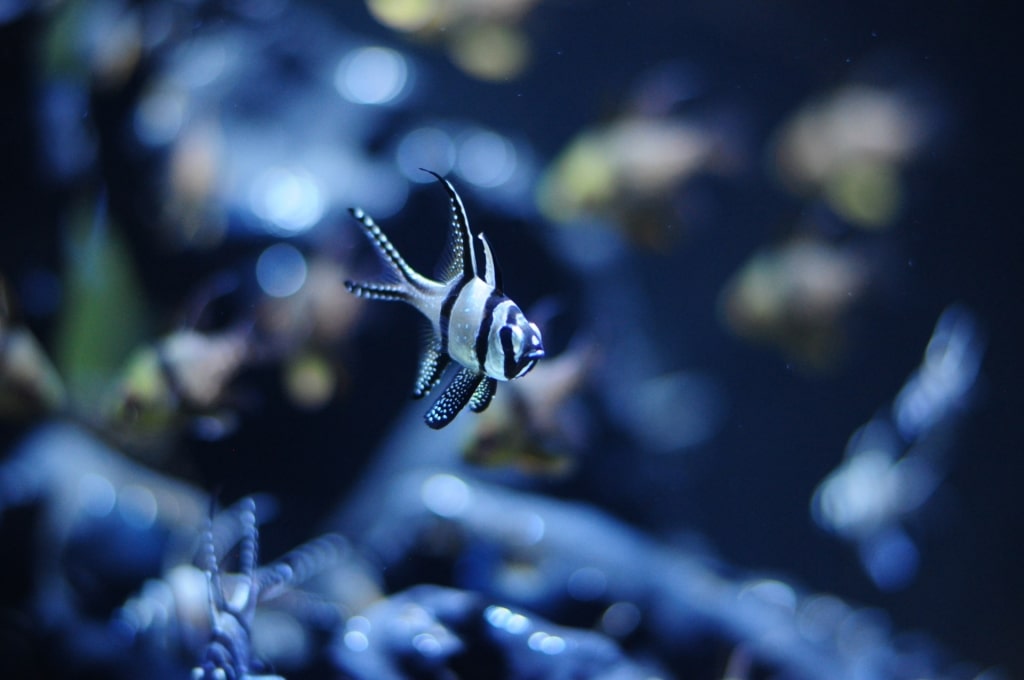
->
[495,307,544,380]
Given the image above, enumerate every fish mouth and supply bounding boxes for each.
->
[513,349,544,378]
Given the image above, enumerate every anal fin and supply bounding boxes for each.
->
[468,377,497,413]
[425,367,482,429]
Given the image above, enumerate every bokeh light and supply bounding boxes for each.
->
[456,129,517,188]
[365,0,439,33]
[421,473,471,518]
[133,83,187,147]
[256,243,308,299]
[448,23,529,81]
[334,46,409,106]
[118,484,158,530]
[397,126,457,181]
[283,352,338,410]
[249,166,324,234]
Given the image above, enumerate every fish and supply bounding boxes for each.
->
[345,170,544,429]
[101,327,253,451]
[717,236,870,371]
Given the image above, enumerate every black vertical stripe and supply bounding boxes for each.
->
[474,292,505,371]
[500,326,517,379]
[439,277,468,357]
[502,307,522,378]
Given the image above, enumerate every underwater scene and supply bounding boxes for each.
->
[1,1,1021,678]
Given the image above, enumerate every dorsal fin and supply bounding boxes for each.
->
[422,169,475,282]
[476,233,503,290]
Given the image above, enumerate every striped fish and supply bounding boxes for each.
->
[345,170,544,429]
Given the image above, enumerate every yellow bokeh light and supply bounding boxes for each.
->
[448,22,529,81]
[284,352,338,410]
[366,0,440,33]
[536,136,616,223]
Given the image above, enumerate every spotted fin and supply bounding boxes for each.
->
[236,497,258,579]
[233,497,260,620]
[197,498,252,623]
[468,376,497,413]
[424,367,483,429]
[422,169,475,283]
[196,523,225,614]
[343,280,411,302]
[345,207,431,296]
[413,340,450,399]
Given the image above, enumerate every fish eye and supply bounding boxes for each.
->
[528,321,542,345]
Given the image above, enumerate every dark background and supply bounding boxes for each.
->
[2,1,1021,677]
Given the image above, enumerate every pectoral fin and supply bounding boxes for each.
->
[413,341,450,399]
[424,367,482,429]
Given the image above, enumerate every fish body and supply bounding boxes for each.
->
[345,171,544,428]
